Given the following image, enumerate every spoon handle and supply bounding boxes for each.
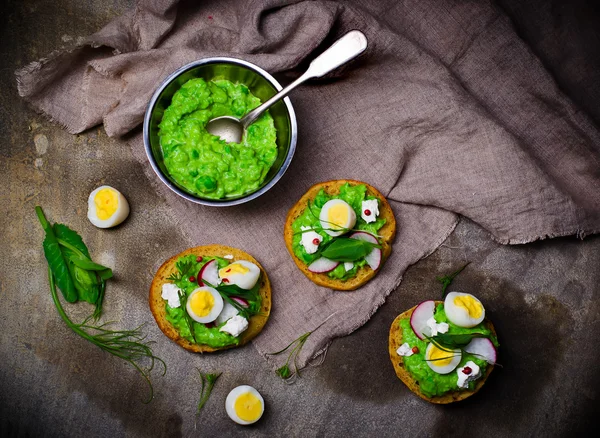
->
[241,30,368,128]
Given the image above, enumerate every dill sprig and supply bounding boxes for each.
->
[437,262,470,298]
[195,371,222,429]
[167,260,195,282]
[48,268,166,403]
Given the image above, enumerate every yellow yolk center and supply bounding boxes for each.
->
[453,295,483,318]
[219,263,250,278]
[189,290,214,317]
[234,392,262,422]
[327,204,349,230]
[427,344,454,367]
[94,188,119,220]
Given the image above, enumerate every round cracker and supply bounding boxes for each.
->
[149,245,271,353]
[388,301,496,403]
[283,180,396,291]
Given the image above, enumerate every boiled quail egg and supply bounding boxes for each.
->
[186,286,223,323]
[425,342,462,374]
[319,199,356,236]
[225,385,264,425]
[218,261,260,290]
[87,185,130,228]
[444,292,485,328]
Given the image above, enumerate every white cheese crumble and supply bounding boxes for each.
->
[224,254,234,260]
[396,343,414,357]
[426,316,449,336]
[161,283,182,308]
[219,315,249,337]
[361,199,380,223]
[344,262,354,271]
[215,301,239,325]
[300,225,323,254]
[456,361,481,389]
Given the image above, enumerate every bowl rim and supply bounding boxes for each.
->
[143,56,297,207]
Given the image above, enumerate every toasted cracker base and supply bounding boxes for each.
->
[283,179,397,291]
[149,245,271,353]
[388,301,496,403]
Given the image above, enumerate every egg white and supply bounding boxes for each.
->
[425,343,462,374]
[444,292,485,328]
[219,261,260,290]
[186,287,223,324]
[87,185,130,228]
[225,385,264,425]
[319,199,356,237]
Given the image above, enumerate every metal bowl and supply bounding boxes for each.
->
[143,57,297,206]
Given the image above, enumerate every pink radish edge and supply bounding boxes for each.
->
[410,300,436,340]
[308,257,339,273]
[198,259,220,286]
[231,296,249,308]
[349,231,382,270]
[464,337,497,364]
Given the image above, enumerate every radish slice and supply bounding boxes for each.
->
[198,259,220,286]
[308,257,339,273]
[231,296,249,308]
[410,300,436,340]
[464,337,497,364]
[350,231,382,270]
[349,231,378,244]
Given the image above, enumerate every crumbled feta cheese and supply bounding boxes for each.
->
[215,301,239,325]
[224,254,234,260]
[361,199,380,223]
[396,343,414,357]
[300,226,323,254]
[344,262,354,271]
[219,315,249,337]
[426,316,449,336]
[161,283,182,308]
[456,361,481,389]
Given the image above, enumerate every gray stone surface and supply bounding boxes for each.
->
[1,1,598,437]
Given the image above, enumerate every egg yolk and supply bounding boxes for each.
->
[427,344,455,367]
[219,263,250,278]
[327,204,349,229]
[94,188,119,220]
[189,290,214,317]
[453,295,483,318]
[234,392,262,422]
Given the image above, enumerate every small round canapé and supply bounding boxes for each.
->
[284,179,396,291]
[149,245,271,353]
[388,301,496,403]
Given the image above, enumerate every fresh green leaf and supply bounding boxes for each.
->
[70,256,112,275]
[437,262,470,298]
[167,259,195,282]
[203,279,262,319]
[320,238,379,262]
[179,290,198,344]
[54,223,91,258]
[36,207,78,303]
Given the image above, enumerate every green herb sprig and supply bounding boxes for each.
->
[437,262,470,298]
[167,259,195,282]
[36,206,112,318]
[195,371,222,429]
[267,313,336,383]
[319,237,380,262]
[37,206,165,402]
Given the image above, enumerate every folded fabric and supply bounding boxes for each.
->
[16,0,600,370]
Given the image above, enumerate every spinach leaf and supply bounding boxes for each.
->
[54,223,91,258]
[320,238,379,262]
[36,207,77,303]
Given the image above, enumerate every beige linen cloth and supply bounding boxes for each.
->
[16,0,600,370]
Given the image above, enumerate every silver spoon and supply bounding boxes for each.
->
[206,30,368,144]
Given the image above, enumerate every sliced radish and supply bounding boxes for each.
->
[198,259,220,286]
[308,257,339,273]
[464,337,497,364]
[410,300,436,340]
[231,296,249,308]
[349,231,378,244]
[349,231,382,270]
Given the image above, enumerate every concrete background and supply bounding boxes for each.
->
[1,1,599,437]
